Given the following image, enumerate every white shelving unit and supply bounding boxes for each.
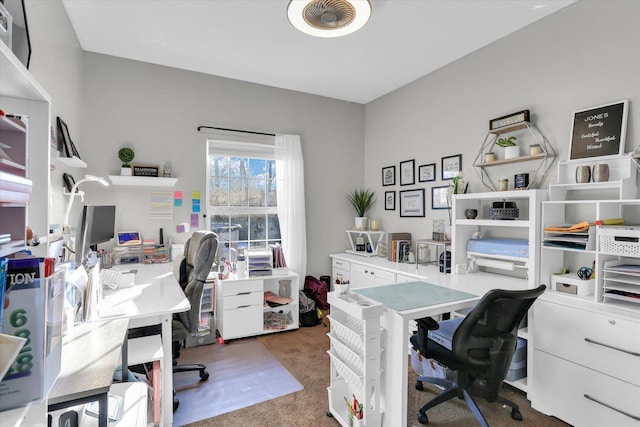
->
[56,155,87,168]
[451,189,547,394]
[345,230,385,257]
[108,175,178,187]
[327,292,383,427]
[530,155,640,425]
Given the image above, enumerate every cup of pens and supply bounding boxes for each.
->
[335,278,350,295]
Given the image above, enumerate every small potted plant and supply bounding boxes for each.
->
[118,147,135,176]
[496,136,519,159]
[347,188,375,230]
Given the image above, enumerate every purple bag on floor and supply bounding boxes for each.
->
[303,275,329,310]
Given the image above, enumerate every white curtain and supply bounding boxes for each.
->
[275,134,307,279]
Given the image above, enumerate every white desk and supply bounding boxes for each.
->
[101,263,189,427]
[48,319,129,427]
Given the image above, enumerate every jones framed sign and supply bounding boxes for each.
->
[569,100,628,160]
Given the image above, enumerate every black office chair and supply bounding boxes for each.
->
[410,284,546,426]
[172,230,219,410]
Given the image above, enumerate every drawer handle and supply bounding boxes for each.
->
[237,305,251,309]
[236,292,252,296]
[584,338,640,357]
[584,394,640,421]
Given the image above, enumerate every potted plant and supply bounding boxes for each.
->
[496,136,519,159]
[347,188,375,230]
[118,147,135,175]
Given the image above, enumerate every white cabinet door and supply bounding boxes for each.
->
[350,263,395,288]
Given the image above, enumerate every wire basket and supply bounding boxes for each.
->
[489,200,519,220]
[328,316,363,353]
[328,334,363,373]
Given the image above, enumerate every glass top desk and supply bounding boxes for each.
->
[352,281,480,426]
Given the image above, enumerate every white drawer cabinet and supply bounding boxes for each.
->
[534,350,640,426]
[532,298,640,425]
[350,263,395,289]
[534,299,640,386]
[215,273,299,340]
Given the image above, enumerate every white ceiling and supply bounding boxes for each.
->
[61,0,574,104]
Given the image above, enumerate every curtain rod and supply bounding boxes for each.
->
[197,125,275,137]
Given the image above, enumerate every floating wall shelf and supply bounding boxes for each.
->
[108,175,178,187]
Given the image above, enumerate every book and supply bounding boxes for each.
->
[387,232,411,261]
[0,257,50,411]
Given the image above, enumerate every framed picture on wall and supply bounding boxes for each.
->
[418,163,436,182]
[431,186,450,209]
[385,191,395,210]
[399,189,425,217]
[569,100,628,160]
[399,159,415,186]
[441,154,461,180]
[382,165,396,186]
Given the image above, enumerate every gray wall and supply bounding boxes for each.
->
[364,0,640,242]
[78,53,364,277]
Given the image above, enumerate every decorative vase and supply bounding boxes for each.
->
[504,145,520,160]
[575,165,591,183]
[120,167,132,176]
[355,217,369,231]
[444,225,452,241]
[592,163,609,182]
[278,280,292,298]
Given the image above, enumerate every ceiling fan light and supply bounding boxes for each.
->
[287,0,371,38]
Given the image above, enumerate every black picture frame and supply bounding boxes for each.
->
[569,99,628,160]
[382,165,395,186]
[431,186,450,209]
[63,173,76,193]
[399,159,415,186]
[1,0,31,69]
[418,163,436,182]
[56,117,80,159]
[399,188,425,217]
[384,191,395,210]
[441,154,462,180]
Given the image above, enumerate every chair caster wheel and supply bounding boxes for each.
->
[418,412,429,424]
[511,409,523,421]
[173,398,180,412]
[200,370,210,381]
[415,381,424,391]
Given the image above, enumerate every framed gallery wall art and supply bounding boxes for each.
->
[399,188,425,217]
[385,191,395,210]
[418,163,436,182]
[431,186,450,210]
[569,99,628,160]
[399,159,415,186]
[382,165,396,186]
[441,154,461,180]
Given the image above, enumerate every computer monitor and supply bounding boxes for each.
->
[75,205,116,266]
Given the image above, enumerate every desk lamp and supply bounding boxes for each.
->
[62,175,109,254]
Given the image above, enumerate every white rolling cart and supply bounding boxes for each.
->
[327,291,383,427]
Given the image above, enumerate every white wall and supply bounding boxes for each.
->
[24,0,83,251]
[78,53,364,277]
[364,1,640,243]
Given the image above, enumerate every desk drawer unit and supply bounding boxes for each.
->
[532,299,640,426]
[217,279,263,340]
[534,300,640,386]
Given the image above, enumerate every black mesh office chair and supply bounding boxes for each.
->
[410,284,546,426]
[172,230,219,410]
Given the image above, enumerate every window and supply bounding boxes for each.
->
[206,140,281,263]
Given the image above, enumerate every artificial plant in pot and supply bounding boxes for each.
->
[496,136,519,159]
[347,188,375,230]
[118,147,135,176]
